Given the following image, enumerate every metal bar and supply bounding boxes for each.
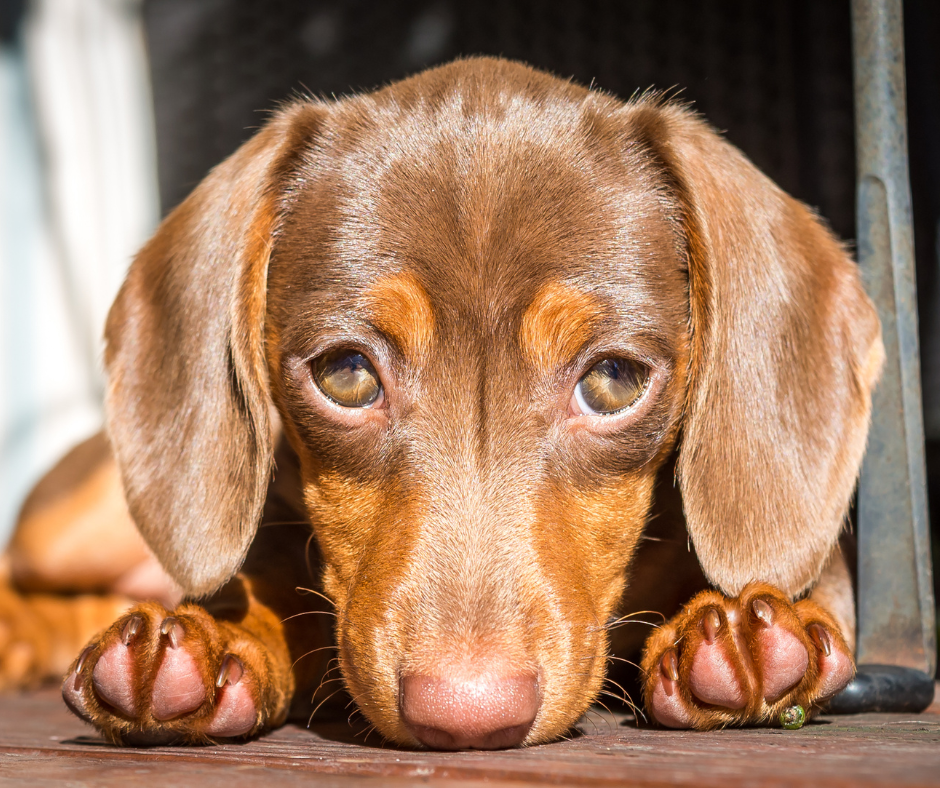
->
[851,0,935,683]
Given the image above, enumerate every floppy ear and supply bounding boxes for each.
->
[626,102,884,598]
[104,102,325,597]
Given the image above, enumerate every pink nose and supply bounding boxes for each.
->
[400,671,540,749]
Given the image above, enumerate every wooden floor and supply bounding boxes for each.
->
[2,688,939,787]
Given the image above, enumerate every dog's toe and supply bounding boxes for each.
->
[686,610,750,709]
[797,612,855,701]
[149,617,207,720]
[648,649,696,728]
[746,597,809,702]
[642,583,855,729]
[63,602,266,743]
[205,656,258,737]
[92,640,139,717]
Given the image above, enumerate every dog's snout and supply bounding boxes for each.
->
[400,669,539,750]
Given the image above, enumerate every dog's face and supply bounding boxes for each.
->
[265,88,691,740]
[104,59,881,746]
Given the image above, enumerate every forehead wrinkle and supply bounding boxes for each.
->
[294,87,686,358]
[335,93,618,305]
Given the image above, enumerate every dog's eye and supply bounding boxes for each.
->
[312,350,384,408]
[573,358,648,416]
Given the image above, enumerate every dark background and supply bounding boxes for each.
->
[142,0,940,594]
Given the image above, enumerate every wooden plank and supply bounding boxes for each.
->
[1,689,939,787]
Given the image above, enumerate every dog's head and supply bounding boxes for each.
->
[104,59,882,747]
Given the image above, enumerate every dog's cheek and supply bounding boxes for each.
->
[539,474,654,615]
[302,472,387,587]
[526,474,654,737]
[302,471,419,739]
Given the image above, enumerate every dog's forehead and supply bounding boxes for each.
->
[273,77,687,351]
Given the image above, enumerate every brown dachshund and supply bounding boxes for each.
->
[1,58,881,748]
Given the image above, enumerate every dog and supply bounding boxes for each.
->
[0,58,881,749]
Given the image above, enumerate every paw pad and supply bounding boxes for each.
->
[642,583,855,729]
[62,602,269,743]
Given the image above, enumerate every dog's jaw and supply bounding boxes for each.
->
[312,470,658,746]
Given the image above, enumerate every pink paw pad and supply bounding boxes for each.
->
[151,618,207,721]
[687,608,747,710]
[205,656,257,737]
[750,600,809,701]
[92,641,138,717]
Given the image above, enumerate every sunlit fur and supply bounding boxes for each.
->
[10,57,881,746]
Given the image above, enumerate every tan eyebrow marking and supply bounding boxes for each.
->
[519,281,603,372]
[363,272,435,361]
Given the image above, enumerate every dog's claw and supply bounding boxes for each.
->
[752,599,773,627]
[808,623,831,657]
[216,654,244,688]
[703,608,721,642]
[160,617,184,648]
[75,645,94,674]
[661,649,680,682]
[121,615,143,646]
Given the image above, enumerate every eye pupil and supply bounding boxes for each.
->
[576,358,647,415]
[312,350,382,408]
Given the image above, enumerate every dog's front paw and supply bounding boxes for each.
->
[62,602,287,744]
[641,582,854,729]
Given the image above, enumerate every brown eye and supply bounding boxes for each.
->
[312,350,383,408]
[573,358,648,416]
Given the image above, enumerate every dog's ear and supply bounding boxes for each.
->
[104,102,325,597]
[626,101,884,598]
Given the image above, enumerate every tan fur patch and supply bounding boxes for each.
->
[363,272,435,362]
[540,474,654,615]
[10,435,152,595]
[858,331,886,393]
[302,471,387,597]
[519,281,603,373]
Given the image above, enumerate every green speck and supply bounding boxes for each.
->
[779,705,806,730]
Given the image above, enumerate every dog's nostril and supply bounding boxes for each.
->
[400,671,539,750]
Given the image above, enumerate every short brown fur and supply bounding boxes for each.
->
[2,58,879,746]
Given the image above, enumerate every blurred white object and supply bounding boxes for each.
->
[0,0,159,545]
